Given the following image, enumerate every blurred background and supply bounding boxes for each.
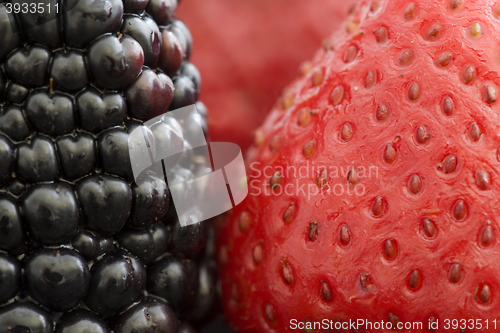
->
[177,0,357,152]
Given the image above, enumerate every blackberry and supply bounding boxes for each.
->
[0,0,220,332]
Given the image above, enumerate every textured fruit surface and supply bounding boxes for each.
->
[0,0,217,331]
[218,0,500,331]
[177,0,357,151]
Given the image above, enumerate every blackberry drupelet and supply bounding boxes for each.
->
[0,0,219,331]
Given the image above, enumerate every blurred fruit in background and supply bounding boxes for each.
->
[177,0,357,150]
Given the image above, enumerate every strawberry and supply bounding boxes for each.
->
[217,0,500,331]
[176,0,357,151]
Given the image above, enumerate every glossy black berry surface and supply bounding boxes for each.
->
[147,256,199,313]
[122,15,161,67]
[123,0,149,14]
[13,0,62,49]
[0,197,27,254]
[0,135,13,187]
[0,302,52,333]
[112,297,178,333]
[25,248,90,311]
[125,68,174,120]
[117,223,169,263]
[0,254,21,304]
[56,133,96,180]
[71,230,115,261]
[0,0,220,331]
[158,28,183,76]
[0,105,30,140]
[5,83,29,105]
[65,0,124,48]
[25,92,75,136]
[169,75,197,110]
[84,252,146,316]
[16,136,59,182]
[56,310,110,333]
[22,183,79,245]
[77,88,128,133]
[87,35,144,90]
[77,175,132,235]
[128,175,170,229]
[5,46,50,87]
[50,50,89,92]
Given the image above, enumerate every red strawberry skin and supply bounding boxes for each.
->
[176,0,356,151]
[217,0,500,331]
